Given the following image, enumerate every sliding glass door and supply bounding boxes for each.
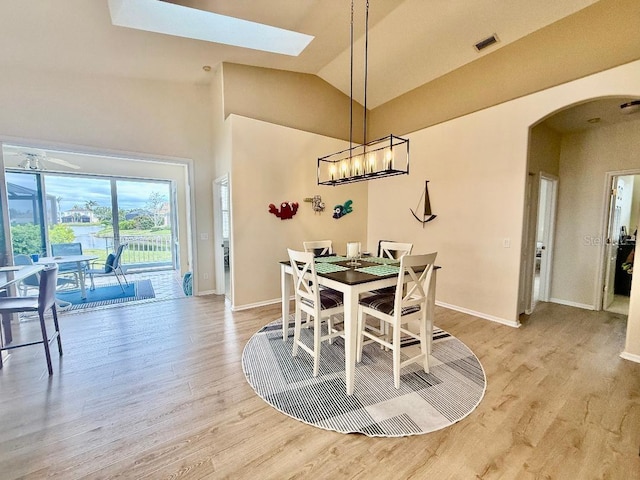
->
[3,170,177,270]
[115,179,174,269]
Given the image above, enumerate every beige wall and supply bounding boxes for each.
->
[552,119,640,308]
[369,0,640,138]
[0,67,214,292]
[223,63,365,143]
[520,123,562,311]
[229,115,368,309]
[368,60,640,331]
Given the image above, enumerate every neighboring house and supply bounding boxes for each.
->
[61,208,95,224]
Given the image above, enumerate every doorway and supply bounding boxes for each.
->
[214,175,231,303]
[532,174,558,306]
[602,173,639,315]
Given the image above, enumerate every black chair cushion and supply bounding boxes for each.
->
[359,293,420,316]
[105,253,116,273]
[301,288,343,310]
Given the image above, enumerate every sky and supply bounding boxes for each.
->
[6,172,170,212]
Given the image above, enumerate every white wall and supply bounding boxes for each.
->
[0,67,214,293]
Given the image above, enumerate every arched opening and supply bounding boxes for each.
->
[520,95,640,315]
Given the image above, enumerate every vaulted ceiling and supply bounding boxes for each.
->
[0,0,600,108]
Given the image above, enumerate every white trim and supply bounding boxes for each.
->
[435,301,521,328]
[232,297,283,312]
[196,289,217,296]
[620,351,640,363]
[549,297,595,310]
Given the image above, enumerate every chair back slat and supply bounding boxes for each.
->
[380,241,413,260]
[303,240,333,257]
[288,249,320,306]
[38,264,59,313]
[51,243,83,256]
[112,243,128,268]
[394,253,437,314]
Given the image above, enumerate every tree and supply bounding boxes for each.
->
[10,224,41,254]
[146,191,168,227]
[85,200,98,211]
[49,223,75,244]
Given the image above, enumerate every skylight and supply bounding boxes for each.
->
[108,0,314,56]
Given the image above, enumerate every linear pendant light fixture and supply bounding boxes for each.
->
[317,0,409,186]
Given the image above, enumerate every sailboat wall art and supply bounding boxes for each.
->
[411,180,437,227]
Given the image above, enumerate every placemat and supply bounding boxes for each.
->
[314,256,347,263]
[314,262,350,274]
[362,256,400,265]
[355,264,400,276]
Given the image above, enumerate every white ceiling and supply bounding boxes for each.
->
[0,0,599,108]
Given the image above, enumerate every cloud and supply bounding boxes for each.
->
[5,172,170,212]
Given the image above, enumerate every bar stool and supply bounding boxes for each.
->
[0,264,62,375]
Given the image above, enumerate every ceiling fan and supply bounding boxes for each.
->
[4,148,81,171]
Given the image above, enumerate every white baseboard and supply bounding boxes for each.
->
[549,298,595,310]
[436,301,520,328]
[620,351,640,363]
[233,297,282,312]
[196,289,217,296]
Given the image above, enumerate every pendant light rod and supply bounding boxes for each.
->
[363,0,369,147]
[349,0,354,154]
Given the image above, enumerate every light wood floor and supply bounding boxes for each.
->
[0,297,638,479]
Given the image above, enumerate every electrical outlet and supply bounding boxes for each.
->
[200,233,209,240]
[203,272,209,280]
[503,238,511,248]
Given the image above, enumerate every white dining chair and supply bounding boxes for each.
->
[369,242,413,297]
[357,252,437,389]
[303,240,333,256]
[288,248,344,376]
[378,241,413,260]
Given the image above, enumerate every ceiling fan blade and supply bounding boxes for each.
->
[46,157,81,170]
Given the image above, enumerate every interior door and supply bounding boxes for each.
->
[603,177,623,309]
[536,176,557,303]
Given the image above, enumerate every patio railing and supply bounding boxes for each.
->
[84,234,173,269]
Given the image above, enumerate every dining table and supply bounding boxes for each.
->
[280,255,437,396]
[0,264,45,345]
[37,254,98,300]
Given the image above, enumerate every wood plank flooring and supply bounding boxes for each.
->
[0,297,638,479]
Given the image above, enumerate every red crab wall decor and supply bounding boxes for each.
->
[268,201,299,220]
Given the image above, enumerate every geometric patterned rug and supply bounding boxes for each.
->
[242,317,486,437]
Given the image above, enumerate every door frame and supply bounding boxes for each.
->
[535,173,559,303]
[597,169,640,310]
[213,174,231,302]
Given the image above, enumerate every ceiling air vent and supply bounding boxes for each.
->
[474,34,499,52]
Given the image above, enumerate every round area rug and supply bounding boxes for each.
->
[242,318,486,437]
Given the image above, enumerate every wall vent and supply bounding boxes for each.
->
[474,34,499,52]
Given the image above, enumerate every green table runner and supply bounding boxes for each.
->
[363,256,400,265]
[314,262,350,274]
[355,264,400,276]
